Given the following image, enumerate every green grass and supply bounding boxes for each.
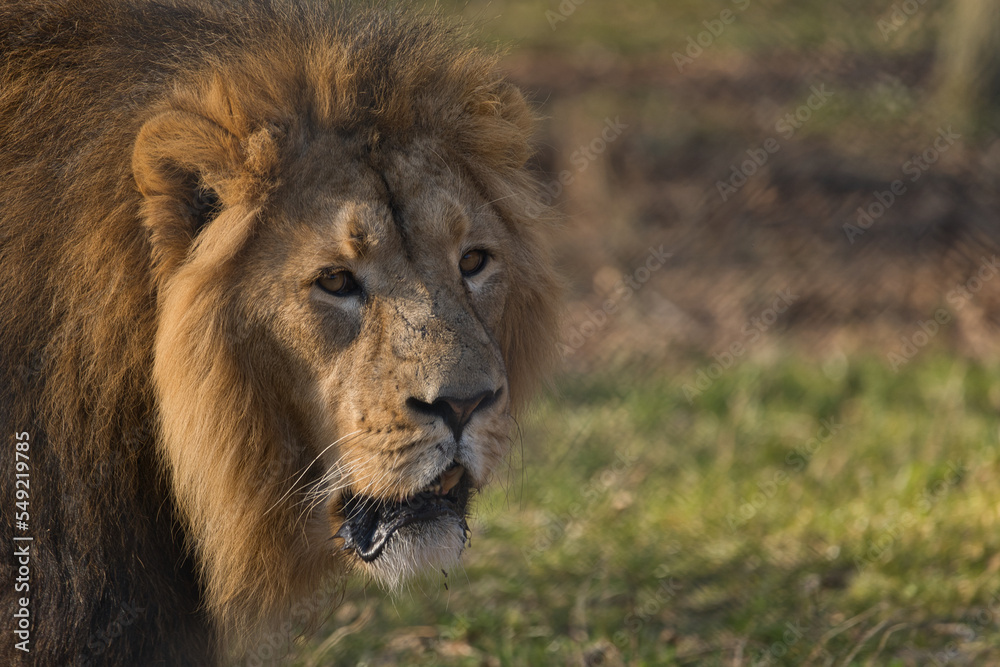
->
[286,352,1000,665]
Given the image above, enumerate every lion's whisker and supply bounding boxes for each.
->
[476,192,522,211]
[352,449,401,502]
[295,433,417,522]
[295,438,375,518]
[303,436,369,493]
[264,430,363,516]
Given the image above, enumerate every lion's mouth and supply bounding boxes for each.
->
[335,462,471,563]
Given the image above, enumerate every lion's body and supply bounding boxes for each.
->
[0,1,557,664]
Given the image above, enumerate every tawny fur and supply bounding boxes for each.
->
[0,1,559,664]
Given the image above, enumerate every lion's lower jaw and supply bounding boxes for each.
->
[356,516,468,591]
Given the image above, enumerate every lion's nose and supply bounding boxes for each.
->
[406,388,500,441]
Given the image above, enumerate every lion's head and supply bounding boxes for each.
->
[129,7,559,644]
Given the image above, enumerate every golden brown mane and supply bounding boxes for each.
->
[0,1,558,664]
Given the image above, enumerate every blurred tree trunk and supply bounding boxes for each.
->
[935,0,1000,133]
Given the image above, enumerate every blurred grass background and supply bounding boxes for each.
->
[286,1,1000,664]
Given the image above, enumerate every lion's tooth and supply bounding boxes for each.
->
[439,464,464,494]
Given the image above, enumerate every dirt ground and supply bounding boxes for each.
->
[504,48,1000,371]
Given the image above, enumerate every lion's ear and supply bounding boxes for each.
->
[132,110,247,275]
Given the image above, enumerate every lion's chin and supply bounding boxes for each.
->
[353,516,470,590]
[335,465,472,589]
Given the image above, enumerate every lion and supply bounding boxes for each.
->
[0,1,559,664]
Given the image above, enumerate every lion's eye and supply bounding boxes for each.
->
[459,249,488,277]
[317,270,360,297]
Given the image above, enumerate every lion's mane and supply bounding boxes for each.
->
[0,1,558,663]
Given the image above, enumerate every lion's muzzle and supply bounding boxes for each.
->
[405,388,501,442]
